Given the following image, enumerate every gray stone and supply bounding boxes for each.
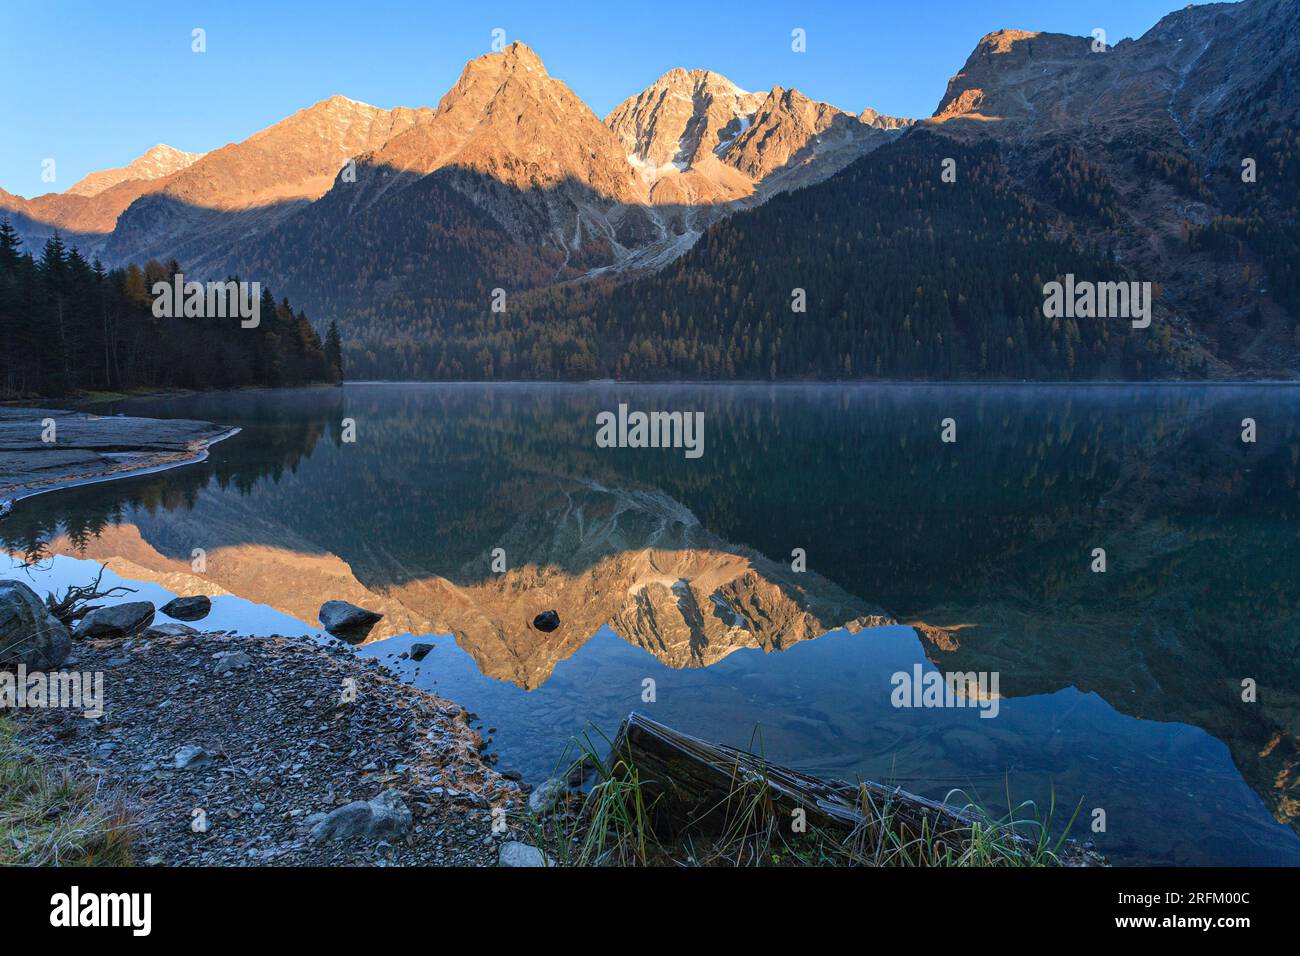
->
[367,789,414,840]
[498,841,552,867]
[159,595,211,622]
[174,744,214,770]
[409,642,434,662]
[309,789,412,843]
[213,651,252,674]
[318,601,383,641]
[0,579,72,669]
[528,776,567,815]
[142,622,198,639]
[74,601,155,640]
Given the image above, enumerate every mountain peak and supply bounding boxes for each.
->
[605,67,764,172]
[500,40,546,68]
[458,39,549,80]
[65,143,205,197]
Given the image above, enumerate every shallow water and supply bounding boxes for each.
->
[4,382,1299,865]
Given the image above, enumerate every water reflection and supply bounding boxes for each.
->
[3,383,1298,863]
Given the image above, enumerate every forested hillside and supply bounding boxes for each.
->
[340,135,1182,381]
[0,220,342,398]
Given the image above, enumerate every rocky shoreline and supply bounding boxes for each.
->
[10,624,527,866]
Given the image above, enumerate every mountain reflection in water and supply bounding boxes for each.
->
[3,383,1299,865]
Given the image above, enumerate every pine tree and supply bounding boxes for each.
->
[324,320,344,383]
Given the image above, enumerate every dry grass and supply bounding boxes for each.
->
[535,726,1089,867]
[0,716,134,866]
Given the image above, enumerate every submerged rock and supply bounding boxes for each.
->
[318,600,383,642]
[532,609,560,633]
[74,601,156,640]
[159,595,212,622]
[0,579,72,669]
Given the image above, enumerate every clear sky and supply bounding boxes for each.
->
[0,0,1228,198]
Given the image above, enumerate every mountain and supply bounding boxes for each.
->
[465,0,1295,382]
[922,0,1300,374]
[64,144,204,198]
[604,67,908,246]
[0,145,204,256]
[103,95,434,273]
[4,0,1296,381]
[222,42,911,370]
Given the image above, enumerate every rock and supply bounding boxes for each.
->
[0,498,12,519]
[498,841,552,867]
[213,651,252,674]
[74,601,156,640]
[368,789,414,840]
[528,777,567,815]
[142,622,198,639]
[0,579,72,669]
[308,801,370,842]
[532,609,561,633]
[159,595,212,622]
[174,745,215,770]
[318,600,383,642]
[309,789,412,843]
[409,642,434,662]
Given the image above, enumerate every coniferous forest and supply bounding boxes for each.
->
[0,220,342,398]
[335,137,1185,381]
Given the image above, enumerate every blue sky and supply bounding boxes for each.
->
[0,0,1224,197]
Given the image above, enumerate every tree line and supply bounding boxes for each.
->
[0,220,343,398]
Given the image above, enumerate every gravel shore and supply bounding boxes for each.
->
[12,628,526,866]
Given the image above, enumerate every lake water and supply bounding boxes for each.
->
[3,383,1299,865]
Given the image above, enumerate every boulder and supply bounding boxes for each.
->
[318,600,383,642]
[532,609,561,633]
[498,841,553,867]
[0,580,72,669]
[309,789,412,843]
[409,642,434,662]
[74,601,156,640]
[159,595,211,622]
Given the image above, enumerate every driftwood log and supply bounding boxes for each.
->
[608,712,1104,866]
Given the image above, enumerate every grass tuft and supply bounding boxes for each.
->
[0,716,134,866]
